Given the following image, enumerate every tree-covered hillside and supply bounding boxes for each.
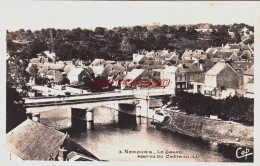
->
[7,23,254,61]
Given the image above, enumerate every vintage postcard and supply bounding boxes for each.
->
[1,1,259,165]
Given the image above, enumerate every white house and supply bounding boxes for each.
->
[160,66,177,90]
[67,68,89,84]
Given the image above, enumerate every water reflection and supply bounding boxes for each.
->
[67,107,235,162]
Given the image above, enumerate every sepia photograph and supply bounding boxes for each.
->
[2,1,259,164]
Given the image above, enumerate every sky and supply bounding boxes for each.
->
[1,1,259,31]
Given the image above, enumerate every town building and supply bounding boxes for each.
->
[6,119,100,161]
[175,63,203,90]
[193,62,239,99]
[243,65,254,98]
[67,68,89,84]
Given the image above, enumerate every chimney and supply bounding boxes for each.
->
[222,43,224,48]
[58,146,68,161]
[26,113,32,120]
[32,113,40,122]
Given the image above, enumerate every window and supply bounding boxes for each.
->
[177,84,181,89]
[211,90,216,96]
[182,74,186,81]
[182,84,186,89]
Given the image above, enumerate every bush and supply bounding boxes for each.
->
[170,90,254,125]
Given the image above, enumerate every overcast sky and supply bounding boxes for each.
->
[1,1,259,31]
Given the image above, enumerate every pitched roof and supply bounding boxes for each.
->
[240,50,253,59]
[206,62,235,76]
[206,47,222,55]
[133,55,146,63]
[162,61,173,65]
[200,59,215,67]
[182,50,193,59]
[109,64,125,76]
[46,70,62,76]
[122,69,145,90]
[91,66,105,75]
[6,119,99,161]
[6,119,67,160]
[64,65,76,74]
[42,63,65,70]
[125,63,140,72]
[233,61,251,71]
[90,59,106,66]
[230,63,243,71]
[143,60,161,66]
[38,67,48,74]
[176,63,202,73]
[163,66,177,73]
[68,68,86,76]
[248,78,254,83]
[102,64,125,77]
[30,58,40,63]
[215,51,234,59]
[193,73,205,83]
[227,44,240,50]
[124,69,145,81]
[115,73,127,80]
[176,59,195,65]
[244,64,254,75]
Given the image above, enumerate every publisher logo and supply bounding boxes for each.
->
[236,147,253,159]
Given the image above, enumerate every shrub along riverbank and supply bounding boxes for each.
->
[158,91,254,149]
[164,91,254,126]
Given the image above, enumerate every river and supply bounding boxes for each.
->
[40,106,235,162]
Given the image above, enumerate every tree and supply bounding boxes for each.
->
[156,34,168,49]
[186,27,199,40]
[7,56,29,88]
[55,43,77,60]
[28,64,38,77]
[120,36,136,55]
[94,27,107,36]
[6,87,27,133]
[24,38,48,59]
[211,25,229,46]
[35,76,49,85]
[178,26,186,34]
[234,32,241,43]
[162,95,171,105]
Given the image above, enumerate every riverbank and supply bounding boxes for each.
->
[153,111,253,149]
